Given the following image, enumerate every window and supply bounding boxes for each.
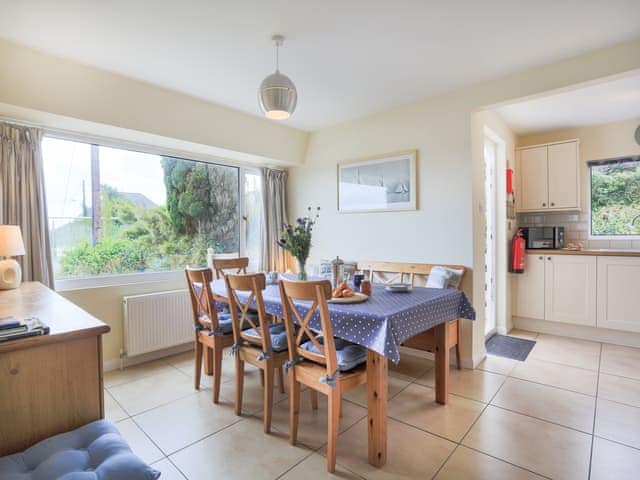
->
[589,156,640,237]
[43,136,261,280]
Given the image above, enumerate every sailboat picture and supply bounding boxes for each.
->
[338,150,417,212]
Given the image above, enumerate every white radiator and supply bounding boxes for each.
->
[123,289,193,357]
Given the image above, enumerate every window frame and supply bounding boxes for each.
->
[43,132,262,291]
[588,155,640,241]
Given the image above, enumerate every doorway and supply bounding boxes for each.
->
[484,134,498,337]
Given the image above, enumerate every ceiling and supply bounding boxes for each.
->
[495,74,640,134]
[1,1,639,131]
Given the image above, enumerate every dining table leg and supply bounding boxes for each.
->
[434,321,450,405]
[366,350,387,467]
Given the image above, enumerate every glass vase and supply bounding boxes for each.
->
[296,258,308,281]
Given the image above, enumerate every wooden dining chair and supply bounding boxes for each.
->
[185,267,235,404]
[279,279,367,473]
[212,257,249,279]
[358,260,465,369]
[224,273,289,433]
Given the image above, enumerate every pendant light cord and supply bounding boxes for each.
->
[275,41,280,72]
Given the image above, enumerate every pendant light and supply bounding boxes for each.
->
[259,35,297,120]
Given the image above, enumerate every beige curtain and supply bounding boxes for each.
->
[261,167,289,272]
[0,123,54,288]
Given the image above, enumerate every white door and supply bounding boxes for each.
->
[519,146,548,211]
[545,255,597,326]
[548,141,579,210]
[484,136,497,337]
[514,254,546,320]
[597,256,640,332]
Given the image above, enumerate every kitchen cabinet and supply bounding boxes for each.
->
[514,254,545,319]
[516,139,579,212]
[597,256,640,333]
[544,255,596,326]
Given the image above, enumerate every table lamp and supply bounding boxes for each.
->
[0,225,26,290]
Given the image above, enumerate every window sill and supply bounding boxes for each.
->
[55,270,185,292]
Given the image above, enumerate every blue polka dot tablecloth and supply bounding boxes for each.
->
[211,280,475,364]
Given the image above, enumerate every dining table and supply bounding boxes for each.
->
[209,276,475,468]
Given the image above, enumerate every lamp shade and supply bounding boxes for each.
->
[0,225,26,256]
[259,71,297,120]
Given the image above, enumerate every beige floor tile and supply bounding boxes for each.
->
[279,453,363,480]
[601,343,640,380]
[388,353,434,381]
[510,358,598,395]
[151,458,186,480]
[507,329,539,340]
[104,359,174,388]
[109,369,195,415]
[590,436,640,480]
[175,349,255,386]
[595,398,640,449]
[388,383,485,442]
[324,417,455,480]
[169,417,310,480]
[434,446,545,480]
[115,418,164,464]
[221,371,289,417]
[491,378,596,433]
[529,334,601,371]
[416,367,506,403]
[267,392,367,450]
[462,406,592,480]
[104,389,128,422]
[163,350,196,369]
[134,390,242,454]
[342,374,411,408]
[598,373,640,408]
[477,354,519,376]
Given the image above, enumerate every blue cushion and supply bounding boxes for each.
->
[244,323,289,352]
[215,311,259,334]
[300,337,367,372]
[0,420,159,480]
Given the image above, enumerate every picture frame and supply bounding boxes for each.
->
[337,150,417,213]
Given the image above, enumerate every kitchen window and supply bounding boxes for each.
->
[42,136,261,283]
[589,156,640,238]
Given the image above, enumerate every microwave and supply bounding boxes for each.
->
[522,227,564,249]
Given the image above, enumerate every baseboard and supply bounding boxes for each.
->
[103,342,193,372]
[513,317,640,349]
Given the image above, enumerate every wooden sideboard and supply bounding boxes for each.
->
[0,282,110,456]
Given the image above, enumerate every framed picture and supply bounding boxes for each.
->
[338,150,417,213]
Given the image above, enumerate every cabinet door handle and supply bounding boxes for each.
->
[547,257,552,261]
[538,256,543,260]
[542,202,547,207]
[551,202,555,206]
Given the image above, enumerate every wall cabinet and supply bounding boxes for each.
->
[597,256,640,333]
[514,254,596,327]
[516,140,579,212]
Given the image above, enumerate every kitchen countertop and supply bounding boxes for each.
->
[526,248,640,257]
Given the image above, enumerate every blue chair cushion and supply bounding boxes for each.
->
[244,323,289,352]
[0,420,159,480]
[300,337,367,371]
[216,310,259,334]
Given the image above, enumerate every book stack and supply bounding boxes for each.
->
[0,316,50,342]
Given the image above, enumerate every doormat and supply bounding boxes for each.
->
[485,334,536,362]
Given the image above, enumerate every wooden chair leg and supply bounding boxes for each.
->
[212,342,223,404]
[194,340,203,390]
[204,346,214,375]
[235,355,245,416]
[264,362,274,433]
[259,369,265,388]
[456,319,462,370]
[289,373,300,445]
[327,390,341,473]
[277,365,285,394]
[310,389,319,410]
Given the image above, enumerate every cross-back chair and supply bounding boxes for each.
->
[224,273,288,433]
[185,266,234,404]
[212,257,249,279]
[357,260,466,369]
[279,279,367,473]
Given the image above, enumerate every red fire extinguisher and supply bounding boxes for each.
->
[511,228,526,273]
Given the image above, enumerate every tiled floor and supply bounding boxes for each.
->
[103,330,640,479]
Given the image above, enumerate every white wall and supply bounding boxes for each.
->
[289,38,640,367]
